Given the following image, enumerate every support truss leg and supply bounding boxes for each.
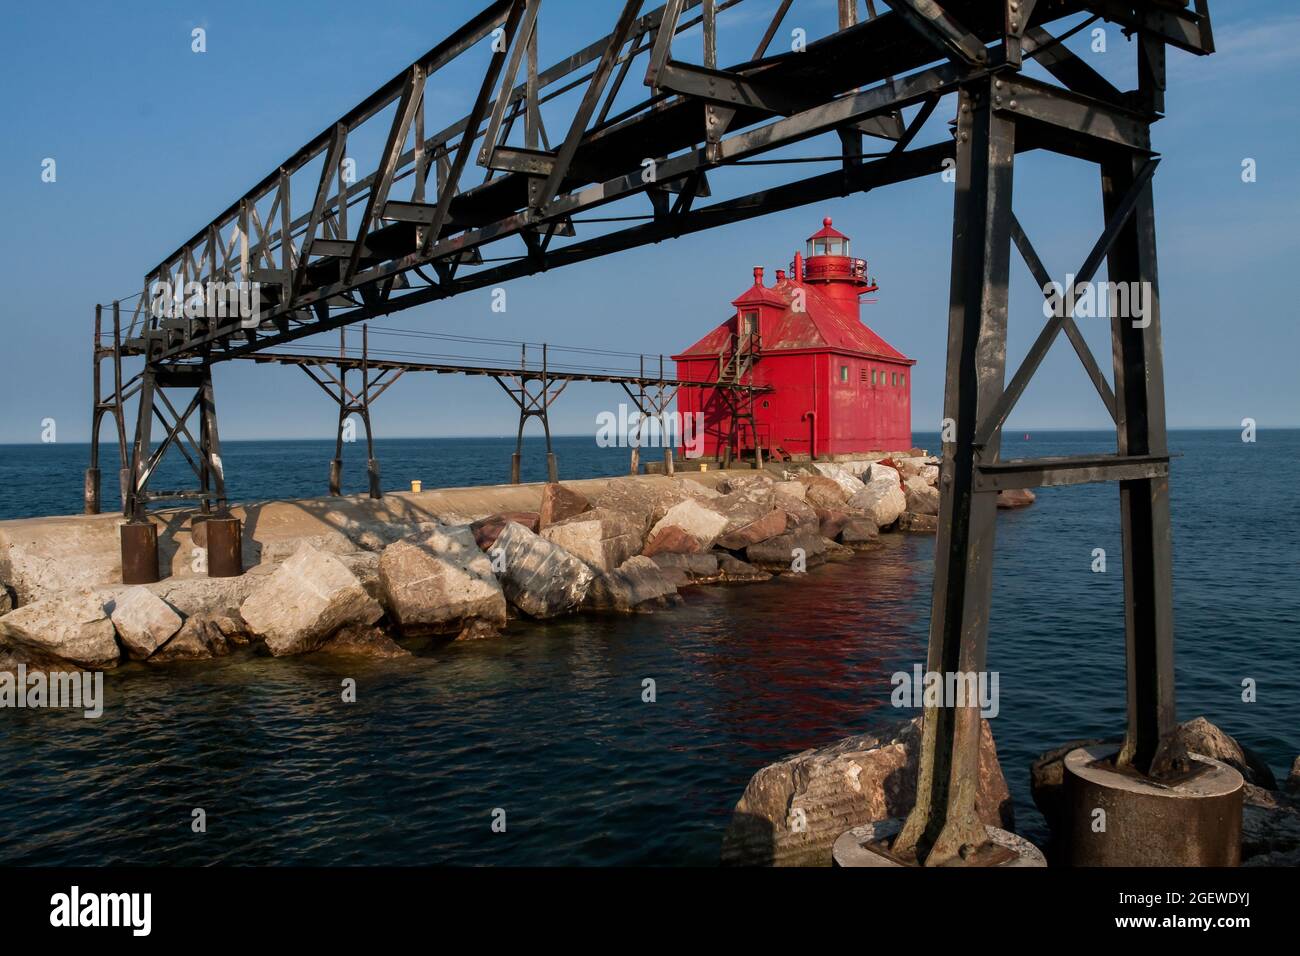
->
[894,81,1016,867]
[1106,154,1176,774]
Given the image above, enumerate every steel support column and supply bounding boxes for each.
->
[1105,152,1176,774]
[893,77,1016,868]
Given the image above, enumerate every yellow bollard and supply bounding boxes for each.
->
[411,480,422,493]
[699,463,709,472]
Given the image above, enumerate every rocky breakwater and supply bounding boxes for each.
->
[0,454,1008,673]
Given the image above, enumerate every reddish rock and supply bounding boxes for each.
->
[470,512,540,549]
[642,524,703,557]
[997,488,1036,509]
[815,508,852,541]
[538,483,590,529]
[716,509,788,551]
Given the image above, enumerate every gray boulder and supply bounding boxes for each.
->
[839,517,880,548]
[380,526,507,637]
[650,552,721,582]
[773,491,819,533]
[151,613,234,662]
[316,624,411,659]
[904,476,940,516]
[541,507,642,572]
[493,521,594,618]
[108,587,183,660]
[746,531,828,571]
[0,592,120,669]
[241,543,384,656]
[586,556,680,612]
[848,477,907,528]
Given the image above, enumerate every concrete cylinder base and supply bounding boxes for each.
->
[1062,744,1243,867]
[832,817,1046,868]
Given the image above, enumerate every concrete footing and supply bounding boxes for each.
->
[1062,744,1243,866]
[831,817,1046,867]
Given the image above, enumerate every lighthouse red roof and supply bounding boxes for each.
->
[808,216,849,242]
[673,275,912,364]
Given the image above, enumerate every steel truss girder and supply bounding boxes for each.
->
[126,1,1210,369]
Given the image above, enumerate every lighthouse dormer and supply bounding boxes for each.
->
[797,218,878,307]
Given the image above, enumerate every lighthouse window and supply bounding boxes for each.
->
[839,365,849,383]
[742,310,758,334]
[871,369,878,385]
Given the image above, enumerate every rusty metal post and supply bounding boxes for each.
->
[120,520,160,585]
[85,304,104,515]
[205,515,243,578]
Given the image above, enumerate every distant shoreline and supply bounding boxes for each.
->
[0,426,1288,448]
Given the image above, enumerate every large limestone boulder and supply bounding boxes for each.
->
[711,485,777,532]
[721,717,1014,866]
[745,531,828,571]
[716,509,788,551]
[774,491,819,533]
[493,521,594,618]
[538,483,590,528]
[799,474,850,510]
[643,499,728,556]
[586,556,680,612]
[771,480,806,501]
[241,543,384,656]
[839,517,880,548]
[867,461,903,485]
[379,526,507,637]
[108,587,183,660]
[848,477,907,528]
[591,476,720,535]
[541,508,642,572]
[904,476,940,516]
[0,593,120,669]
[812,463,865,497]
[151,613,235,662]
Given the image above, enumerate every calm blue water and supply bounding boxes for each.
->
[0,430,1296,865]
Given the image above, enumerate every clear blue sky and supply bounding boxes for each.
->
[1,0,1296,444]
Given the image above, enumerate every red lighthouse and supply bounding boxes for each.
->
[674,218,914,462]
